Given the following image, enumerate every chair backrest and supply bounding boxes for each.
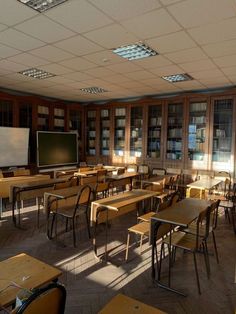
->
[195,206,211,248]
[0,169,3,178]
[117,168,125,175]
[127,164,138,173]
[14,283,66,314]
[138,164,149,175]
[97,169,107,183]
[54,180,72,190]
[79,167,92,173]
[144,178,165,192]
[182,169,198,183]
[152,168,166,176]
[75,185,92,215]
[170,190,181,205]
[94,182,110,199]
[209,199,220,230]
[69,175,79,186]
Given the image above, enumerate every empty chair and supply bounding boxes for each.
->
[97,169,107,183]
[94,182,110,200]
[138,164,150,179]
[160,206,211,294]
[48,185,92,247]
[11,282,66,314]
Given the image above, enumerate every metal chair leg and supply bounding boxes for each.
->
[125,233,130,261]
[85,212,91,239]
[202,242,210,278]
[193,252,201,294]
[212,231,219,264]
[72,219,76,247]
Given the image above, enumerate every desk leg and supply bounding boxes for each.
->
[231,205,236,234]
[0,197,2,220]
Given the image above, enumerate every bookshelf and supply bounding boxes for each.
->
[100,109,110,156]
[114,107,126,156]
[147,105,162,158]
[87,110,96,156]
[130,106,143,157]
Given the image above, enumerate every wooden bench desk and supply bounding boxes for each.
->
[0,253,62,309]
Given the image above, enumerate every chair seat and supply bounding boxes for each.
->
[138,211,156,222]
[163,231,198,251]
[53,204,87,218]
[219,200,234,208]
[128,222,150,236]
[183,224,212,237]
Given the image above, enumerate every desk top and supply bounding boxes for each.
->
[108,172,139,181]
[187,178,222,190]
[141,175,171,185]
[98,294,166,314]
[92,189,158,211]
[151,198,212,227]
[0,253,62,308]
[11,178,65,190]
[44,185,82,199]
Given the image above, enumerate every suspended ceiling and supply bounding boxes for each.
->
[1,0,236,102]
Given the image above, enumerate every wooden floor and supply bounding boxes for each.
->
[0,202,235,314]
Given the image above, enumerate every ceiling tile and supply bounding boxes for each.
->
[0,59,27,72]
[62,72,93,82]
[0,0,38,26]
[160,0,184,5]
[15,15,76,43]
[179,59,217,72]
[7,53,49,67]
[133,55,172,69]
[147,31,196,54]
[105,62,142,73]
[45,0,113,33]
[54,35,103,56]
[166,47,208,63]
[198,76,231,85]
[83,67,116,78]
[173,80,205,90]
[84,23,139,49]
[89,0,161,21]
[190,68,224,79]
[150,64,188,76]
[121,8,181,39]
[221,66,236,76]
[102,74,131,84]
[124,70,156,80]
[213,54,236,67]
[168,0,235,28]
[0,29,45,51]
[30,45,74,62]
[189,18,236,45]
[60,57,97,71]
[39,63,73,75]
[202,39,236,58]
[83,50,125,66]
[145,77,168,87]
[0,44,21,59]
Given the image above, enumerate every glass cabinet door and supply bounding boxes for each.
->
[100,109,110,156]
[188,102,207,161]
[54,107,65,131]
[114,107,126,156]
[0,100,13,126]
[166,103,183,160]
[37,105,49,130]
[87,110,96,156]
[212,99,233,163]
[130,107,143,157]
[147,105,162,158]
[69,109,82,158]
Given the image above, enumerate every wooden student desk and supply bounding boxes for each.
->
[10,178,66,226]
[0,253,62,309]
[98,293,166,314]
[187,178,222,199]
[91,189,159,260]
[0,175,50,220]
[150,197,212,296]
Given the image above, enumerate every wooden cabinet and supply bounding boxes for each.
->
[130,106,143,158]
[114,107,126,158]
[100,109,110,157]
[166,102,184,161]
[0,99,14,127]
[86,110,96,156]
[147,104,162,159]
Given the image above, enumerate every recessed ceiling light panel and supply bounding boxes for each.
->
[19,68,56,79]
[113,43,158,61]
[162,73,193,83]
[18,0,68,12]
[80,87,108,94]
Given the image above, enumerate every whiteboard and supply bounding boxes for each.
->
[0,127,29,167]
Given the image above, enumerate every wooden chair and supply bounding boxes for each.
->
[94,182,110,200]
[48,185,92,247]
[97,169,107,183]
[126,164,138,173]
[12,282,66,314]
[183,200,220,265]
[160,206,211,294]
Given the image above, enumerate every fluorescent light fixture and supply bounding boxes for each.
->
[113,43,158,61]
[17,0,68,12]
[162,73,193,83]
[19,68,56,79]
[80,87,108,94]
